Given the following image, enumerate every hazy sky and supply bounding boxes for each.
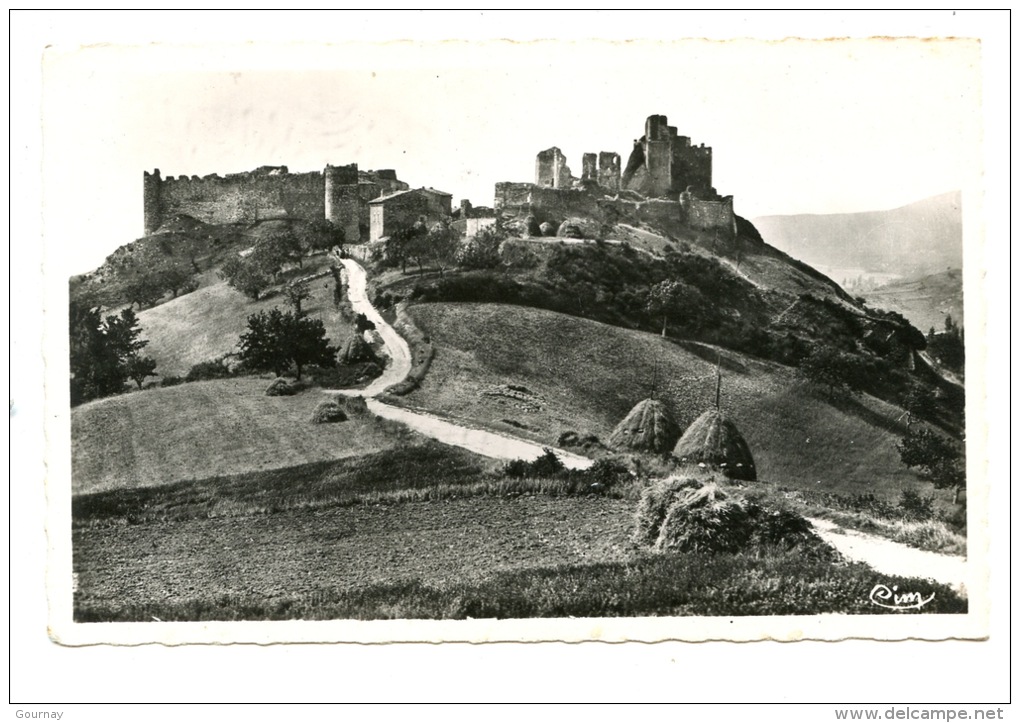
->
[41,26,982,276]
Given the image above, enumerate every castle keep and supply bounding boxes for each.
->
[496,114,736,236]
[143,164,409,241]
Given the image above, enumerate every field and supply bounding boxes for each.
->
[71,378,412,494]
[137,255,350,377]
[859,268,963,333]
[399,302,927,499]
[73,442,965,621]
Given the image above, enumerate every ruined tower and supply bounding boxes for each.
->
[143,169,163,235]
[622,114,714,198]
[324,163,361,242]
[598,152,621,192]
[535,147,573,189]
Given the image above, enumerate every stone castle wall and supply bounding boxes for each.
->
[143,164,407,242]
[681,193,736,235]
[148,167,325,233]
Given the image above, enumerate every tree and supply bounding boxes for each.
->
[458,226,503,270]
[69,304,157,404]
[125,354,159,389]
[237,308,334,380]
[425,220,461,279]
[123,274,164,310]
[645,279,701,337]
[404,224,434,276]
[897,426,966,503]
[306,219,345,253]
[219,256,272,301]
[249,234,298,277]
[386,223,427,274]
[800,346,866,398]
[284,282,311,317]
[156,262,197,298]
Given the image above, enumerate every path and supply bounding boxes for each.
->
[917,350,965,389]
[329,257,593,470]
[335,257,413,397]
[331,257,966,587]
[810,518,967,592]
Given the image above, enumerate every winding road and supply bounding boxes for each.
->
[331,258,593,470]
[331,256,967,591]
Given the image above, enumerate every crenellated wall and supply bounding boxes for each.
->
[143,164,408,241]
[153,167,325,230]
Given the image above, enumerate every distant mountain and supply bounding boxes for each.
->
[752,192,962,278]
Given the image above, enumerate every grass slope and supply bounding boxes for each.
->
[860,268,963,333]
[401,302,923,498]
[137,255,348,377]
[71,378,410,494]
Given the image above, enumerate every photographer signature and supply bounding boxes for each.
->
[869,583,935,610]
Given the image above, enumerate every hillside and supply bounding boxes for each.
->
[752,191,962,278]
[71,378,413,494]
[858,268,964,334]
[136,257,348,377]
[398,302,924,498]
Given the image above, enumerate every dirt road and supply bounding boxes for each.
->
[333,258,592,469]
[335,257,966,589]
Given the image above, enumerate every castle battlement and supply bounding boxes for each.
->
[142,164,408,241]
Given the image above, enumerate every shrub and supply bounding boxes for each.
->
[160,375,184,388]
[310,399,348,424]
[898,490,936,521]
[501,449,565,479]
[569,458,631,490]
[186,358,233,382]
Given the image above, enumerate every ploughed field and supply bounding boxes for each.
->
[73,442,966,621]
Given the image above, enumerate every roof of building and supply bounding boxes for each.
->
[368,187,452,205]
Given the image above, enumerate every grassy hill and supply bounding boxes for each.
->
[137,256,348,377]
[398,302,924,498]
[859,268,964,333]
[71,378,412,494]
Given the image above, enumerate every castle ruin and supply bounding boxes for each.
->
[495,114,736,236]
[143,164,409,241]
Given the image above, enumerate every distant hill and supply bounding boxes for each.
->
[859,268,964,334]
[752,192,962,279]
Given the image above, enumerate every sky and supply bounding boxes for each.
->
[38,14,983,276]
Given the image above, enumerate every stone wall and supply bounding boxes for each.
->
[155,168,326,229]
[681,193,735,235]
[142,164,406,240]
[598,152,621,192]
[535,147,573,189]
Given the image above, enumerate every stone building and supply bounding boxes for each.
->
[368,187,453,241]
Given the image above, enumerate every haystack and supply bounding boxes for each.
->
[672,409,757,481]
[634,476,832,557]
[310,398,348,424]
[338,334,377,365]
[608,398,680,454]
